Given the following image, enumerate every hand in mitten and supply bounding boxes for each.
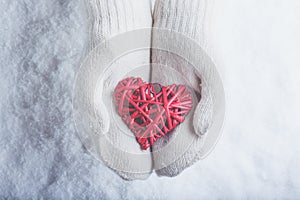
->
[151,0,223,177]
[80,0,153,180]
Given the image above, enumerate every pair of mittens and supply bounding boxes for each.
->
[82,0,219,180]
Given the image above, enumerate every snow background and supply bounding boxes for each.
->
[0,0,300,199]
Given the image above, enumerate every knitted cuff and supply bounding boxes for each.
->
[85,0,152,50]
[153,0,213,47]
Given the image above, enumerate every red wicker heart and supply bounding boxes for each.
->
[114,77,193,150]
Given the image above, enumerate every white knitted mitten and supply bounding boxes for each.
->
[82,0,153,180]
[151,0,218,177]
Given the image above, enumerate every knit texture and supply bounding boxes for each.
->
[85,0,153,49]
[151,0,215,176]
[83,0,153,180]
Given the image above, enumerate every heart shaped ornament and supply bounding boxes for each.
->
[114,77,193,150]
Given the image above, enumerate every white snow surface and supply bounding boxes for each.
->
[1,0,300,199]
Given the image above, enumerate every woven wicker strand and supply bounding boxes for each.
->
[114,77,193,150]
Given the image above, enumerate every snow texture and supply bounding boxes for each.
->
[0,0,300,199]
